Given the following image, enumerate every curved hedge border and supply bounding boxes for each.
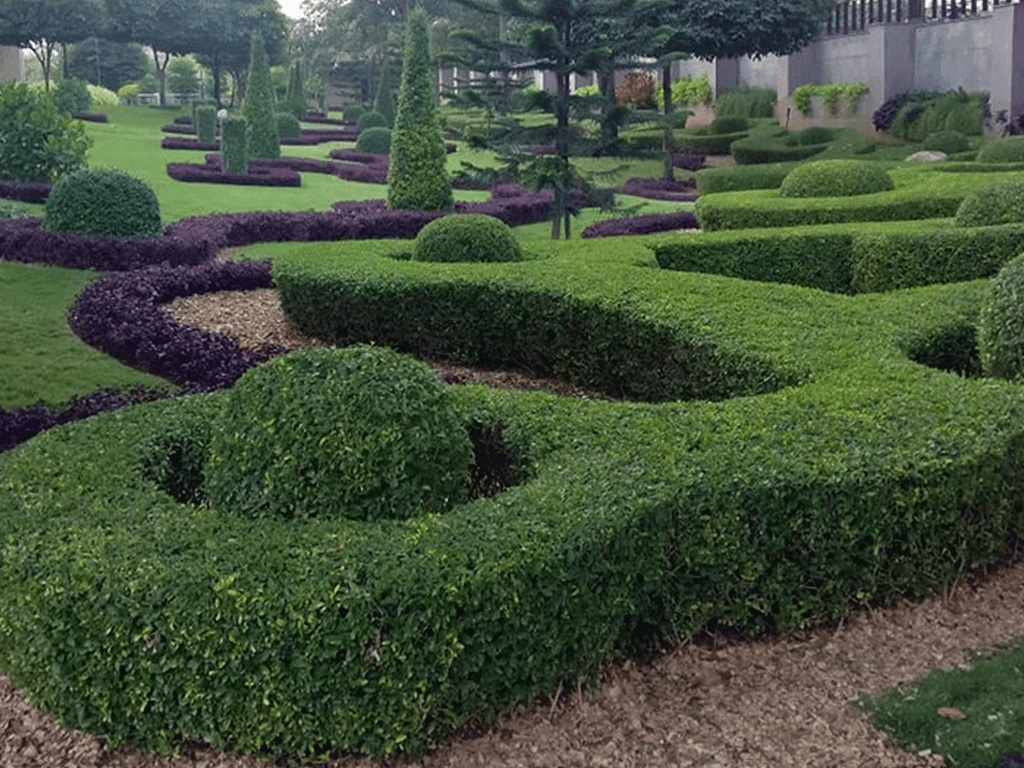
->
[694,165,1024,231]
[582,210,698,238]
[3,235,1024,761]
[0,179,51,203]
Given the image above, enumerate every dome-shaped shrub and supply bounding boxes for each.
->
[922,130,970,154]
[355,126,392,154]
[357,110,388,131]
[976,136,1024,164]
[954,181,1024,227]
[43,167,162,237]
[793,126,834,146]
[412,214,523,263]
[275,111,301,139]
[978,252,1024,382]
[204,345,473,522]
[779,159,894,198]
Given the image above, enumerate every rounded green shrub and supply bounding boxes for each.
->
[53,77,92,115]
[978,252,1024,382]
[922,130,970,154]
[357,110,388,131]
[342,104,364,122]
[709,116,748,134]
[355,126,392,154]
[204,345,473,522]
[976,136,1024,164]
[43,167,162,237]
[412,214,523,263]
[778,159,894,198]
[954,181,1024,227]
[275,110,301,139]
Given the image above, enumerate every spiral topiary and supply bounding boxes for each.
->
[203,345,474,522]
[978,252,1024,382]
[922,130,969,154]
[778,159,894,198]
[357,110,388,131]
[355,126,392,154]
[976,136,1024,164]
[954,181,1024,227]
[43,167,162,237]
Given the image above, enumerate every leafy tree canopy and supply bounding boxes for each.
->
[0,0,105,88]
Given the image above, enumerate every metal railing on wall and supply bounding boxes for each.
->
[825,0,1022,34]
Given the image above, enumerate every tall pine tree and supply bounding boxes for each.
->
[387,7,453,211]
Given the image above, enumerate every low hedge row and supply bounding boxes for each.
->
[730,135,829,165]
[0,178,51,203]
[166,156,302,187]
[581,210,698,238]
[161,137,221,151]
[695,163,799,195]
[652,218,1024,293]
[6,237,1024,761]
[694,166,997,231]
[0,217,216,271]
[619,177,698,202]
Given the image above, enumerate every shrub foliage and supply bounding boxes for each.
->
[779,159,894,198]
[412,213,523,263]
[43,168,162,238]
[204,345,473,522]
[954,181,1024,227]
[387,7,454,211]
[354,126,392,154]
[242,30,280,159]
[0,82,91,182]
[979,253,1024,382]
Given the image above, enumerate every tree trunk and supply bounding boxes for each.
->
[662,64,674,181]
[553,68,571,240]
[598,66,617,150]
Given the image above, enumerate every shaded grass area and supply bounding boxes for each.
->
[0,261,172,409]
[857,638,1024,768]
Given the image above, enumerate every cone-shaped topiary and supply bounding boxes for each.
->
[242,29,280,160]
[285,60,306,118]
[44,167,162,237]
[373,62,396,126]
[978,252,1024,382]
[204,345,473,522]
[387,7,453,211]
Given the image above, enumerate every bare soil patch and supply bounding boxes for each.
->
[5,288,1022,768]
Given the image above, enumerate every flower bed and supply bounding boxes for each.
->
[161,137,221,151]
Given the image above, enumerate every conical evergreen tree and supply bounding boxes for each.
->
[286,60,306,118]
[387,8,453,211]
[243,30,280,159]
[373,62,396,126]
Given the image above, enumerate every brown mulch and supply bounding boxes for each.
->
[4,288,1022,768]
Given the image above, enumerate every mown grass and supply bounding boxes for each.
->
[857,638,1024,768]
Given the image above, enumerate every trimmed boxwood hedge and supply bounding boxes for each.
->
[695,165,1017,231]
[4,235,1024,762]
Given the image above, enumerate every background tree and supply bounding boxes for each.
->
[452,0,649,238]
[0,0,105,89]
[102,0,194,105]
[243,28,281,159]
[287,12,335,110]
[166,56,199,100]
[640,0,834,179]
[66,37,150,91]
[387,6,453,211]
[284,59,306,116]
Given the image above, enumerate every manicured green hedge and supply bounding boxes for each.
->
[4,236,1024,763]
[730,135,829,165]
[676,128,749,155]
[694,166,1015,231]
[695,162,798,194]
[653,218,1024,294]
